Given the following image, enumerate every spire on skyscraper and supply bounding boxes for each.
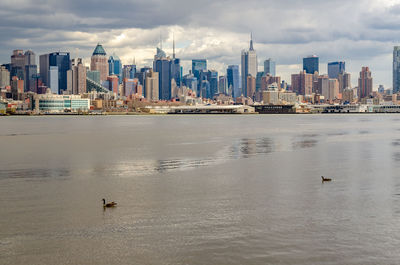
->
[249,32,254,51]
[173,32,175,59]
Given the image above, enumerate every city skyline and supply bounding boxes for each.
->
[0,0,399,88]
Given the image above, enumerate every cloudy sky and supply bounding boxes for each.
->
[1,0,400,88]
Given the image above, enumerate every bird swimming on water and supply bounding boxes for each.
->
[102,198,117,207]
[321,176,332,182]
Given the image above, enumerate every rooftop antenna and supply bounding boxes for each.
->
[250,31,254,51]
[173,32,176,59]
[160,31,162,50]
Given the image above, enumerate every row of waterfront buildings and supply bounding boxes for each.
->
[1,36,400,115]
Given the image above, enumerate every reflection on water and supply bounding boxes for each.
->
[229,138,273,159]
[88,137,276,178]
[392,139,400,146]
[292,134,319,150]
[359,130,369,134]
[0,168,70,181]
[393,152,400,161]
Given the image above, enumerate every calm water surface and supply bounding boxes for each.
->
[1,115,400,264]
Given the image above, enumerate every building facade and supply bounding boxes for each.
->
[91,44,108,83]
[264,58,276,76]
[227,65,240,98]
[358,67,373,99]
[328,61,345,78]
[393,46,400,94]
[303,55,319,74]
[241,35,257,97]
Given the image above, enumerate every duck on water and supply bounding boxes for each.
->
[102,199,117,207]
[321,176,332,182]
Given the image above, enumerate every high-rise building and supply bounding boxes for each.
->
[247,75,256,99]
[291,70,313,95]
[107,75,119,95]
[256,72,265,92]
[241,34,258,96]
[11,50,25,80]
[91,44,108,82]
[108,55,122,84]
[123,78,139,97]
[49,52,70,94]
[67,58,87,95]
[192,59,207,93]
[264,58,276,76]
[358,67,373,99]
[182,73,197,92]
[338,72,351,93]
[303,55,319,74]
[218,76,227,94]
[11,76,24,100]
[227,65,240,98]
[328,61,345,79]
[153,48,172,100]
[49,66,59,94]
[208,70,218,98]
[171,38,181,88]
[393,46,400,94]
[322,78,339,101]
[123,65,136,80]
[39,54,50,86]
[24,50,36,66]
[0,66,10,88]
[25,65,37,92]
[145,70,159,101]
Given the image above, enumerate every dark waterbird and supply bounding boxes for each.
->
[102,198,117,207]
[321,176,332,182]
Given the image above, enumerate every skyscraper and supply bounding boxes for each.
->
[241,33,258,96]
[0,66,10,88]
[171,37,181,87]
[67,58,87,95]
[123,65,136,80]
[108,55,122,84]
[145,70,159,101]
[291,70,313,95]
[358,67,373,99]
[11,50,25,80]
[303,55,319,74]
[208,70,218,98]
[264,58,276,76]
[192,59,207,93]
[153,47,172,100]
[328,61,345,79]
[39,54,50,86]
[24,50,37,92]
[218,76,227,94]
[393,46,400,94]
[49,66,59,94]
[90,44,108,82]
[227,65,240,98]
[49,52,71,94]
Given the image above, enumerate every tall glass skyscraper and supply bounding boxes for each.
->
[153,48,172,100]
[108,55,122,84]
[303,55,319,74]
[393,46,400,94]
[171,58,181,87]
[48,52,71,94]
[328,61,345,79]
[264,58,276,76]
[227,65,240,98]
[192,59,207,91]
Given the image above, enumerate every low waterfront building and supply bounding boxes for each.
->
[33,93,90,113]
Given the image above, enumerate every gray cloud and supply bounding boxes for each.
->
[0,0,399,87]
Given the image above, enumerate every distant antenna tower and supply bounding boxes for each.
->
[173,32,175,59]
